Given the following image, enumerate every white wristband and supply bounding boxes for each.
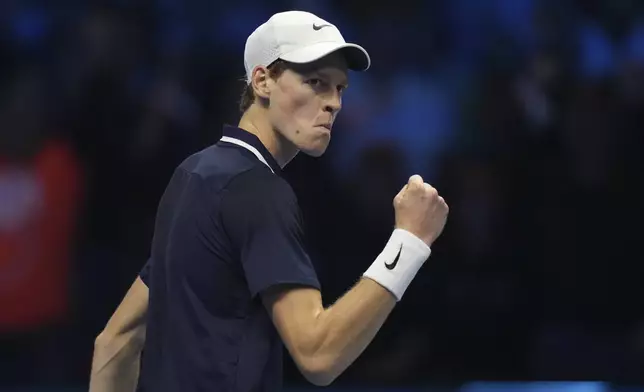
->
[362,229,431,301]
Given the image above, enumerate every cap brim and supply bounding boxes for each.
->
[279,42,371,71]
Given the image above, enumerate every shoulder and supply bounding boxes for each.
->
[219,168,302,240]
[223,166,297,208]
[179,144,265,180]
[175,145,285,196]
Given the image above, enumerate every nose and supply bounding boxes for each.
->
[323,91,342,115]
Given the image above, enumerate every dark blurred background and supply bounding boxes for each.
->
[1,0,644,391]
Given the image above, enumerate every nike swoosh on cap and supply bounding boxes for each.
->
[312,23,331,30]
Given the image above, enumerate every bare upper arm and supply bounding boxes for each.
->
[100,276,149,341]
[261,285,326,373]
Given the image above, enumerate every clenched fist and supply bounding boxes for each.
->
[393,175,449,247]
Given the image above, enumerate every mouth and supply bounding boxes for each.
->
[318,124,332,131]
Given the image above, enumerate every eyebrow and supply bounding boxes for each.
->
[315,70,348,86]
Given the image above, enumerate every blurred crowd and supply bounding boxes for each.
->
[1,0,644,388]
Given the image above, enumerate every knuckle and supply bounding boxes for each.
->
[409,175,424,188]
[409,174,423,183]
[393,194,404,207]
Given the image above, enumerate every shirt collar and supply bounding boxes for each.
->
[219,125,282,175]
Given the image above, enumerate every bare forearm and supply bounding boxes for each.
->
[314,277,396,380]
[89,353,141,392]
[267,181,443,386]
[89,276,149,391]
[89,330,145,392]
[308,229,433,381]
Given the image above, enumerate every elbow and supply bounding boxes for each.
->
[94,331,111,350]
[297,355,339,387]
[94,331,122,348]
[94,331,119,357]
[94,328,145,354]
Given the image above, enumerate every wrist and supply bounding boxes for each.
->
[362,229,431,301]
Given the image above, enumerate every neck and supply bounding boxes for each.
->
[238,105,299,168]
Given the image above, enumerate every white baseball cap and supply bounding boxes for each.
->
[244,11,371,83]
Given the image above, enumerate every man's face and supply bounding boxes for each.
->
[266,52,349,157]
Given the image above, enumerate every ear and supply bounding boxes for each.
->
[251,66,271,100]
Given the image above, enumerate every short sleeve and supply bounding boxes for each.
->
[220,168,320,298]
[139,258,151,286]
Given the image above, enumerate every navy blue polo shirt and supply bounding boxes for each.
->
[136,125,321,392]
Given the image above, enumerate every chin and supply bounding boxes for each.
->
[296,129,331,157]
[300,140,330,157]
[303,148,326,158]
[300,144,327,157]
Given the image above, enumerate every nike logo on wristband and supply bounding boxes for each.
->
[385,244,402,270]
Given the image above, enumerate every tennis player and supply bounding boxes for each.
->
[89,10,448,392]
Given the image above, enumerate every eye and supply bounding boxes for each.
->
[307,78,323,87]
[337,85,347,94]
